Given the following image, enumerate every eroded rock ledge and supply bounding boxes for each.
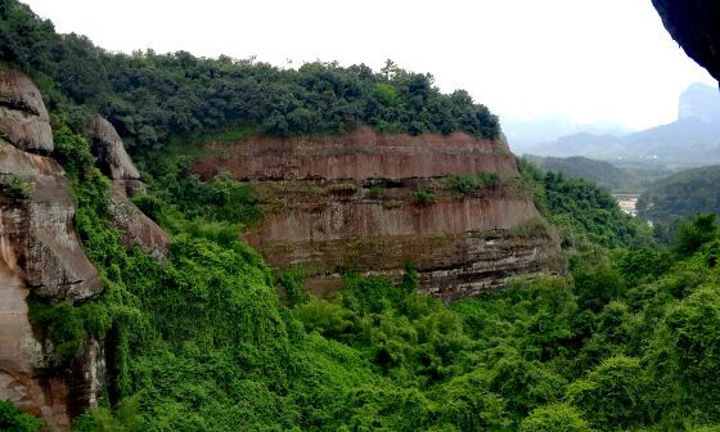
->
[88,114,169,260]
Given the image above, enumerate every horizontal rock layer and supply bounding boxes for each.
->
[194,128,560,300]
[192,127,518,181]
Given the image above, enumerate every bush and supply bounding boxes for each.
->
[446,172,501,195]
[566,356,646,429]
[675,213,718,257]
[520,403,593,432]
[0,400,41,432]
[412,189,435,206]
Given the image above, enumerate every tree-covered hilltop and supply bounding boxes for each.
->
[0,0,500,154]
[638,164,720,224]
[523,155,640,193]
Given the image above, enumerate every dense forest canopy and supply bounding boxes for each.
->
[0,0,500,155]
[638,164,720,222]
[4,1,720,431]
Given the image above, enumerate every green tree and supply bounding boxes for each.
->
[675,213,718,257]
[520,403,593,432]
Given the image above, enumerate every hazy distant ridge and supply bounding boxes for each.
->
[511,83,720,166]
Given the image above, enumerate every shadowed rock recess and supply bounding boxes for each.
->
[0,68,103,429]
[193,127,561,302]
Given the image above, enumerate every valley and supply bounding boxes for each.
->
[1,0,720,431]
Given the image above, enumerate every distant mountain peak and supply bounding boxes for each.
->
[678,82,720,123]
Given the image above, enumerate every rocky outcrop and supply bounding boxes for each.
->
[193,127,518,181]
[652,0,720,82]
[0,68,53,154]
[88,115,169,259]
[107,182,169,260]
[195,127,560,301]
[88,115,145,196]
[0,69,103,430]
[0,142,102,301]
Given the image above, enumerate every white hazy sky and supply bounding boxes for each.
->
[22,0,717,130]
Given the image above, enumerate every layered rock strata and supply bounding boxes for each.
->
[193,127,560,302]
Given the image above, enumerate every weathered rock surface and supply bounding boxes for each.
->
[108,182,169,260]
[0,141,101,301]
[196,128,560,301]
[88,115,141,183]
[652,0,720,82]
[0,138,104,429]
[88,115,169,259]
[192,126,519,181]
[0,68,53,154]
[0,70,104,430]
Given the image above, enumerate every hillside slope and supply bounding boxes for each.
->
[638,164,720,222]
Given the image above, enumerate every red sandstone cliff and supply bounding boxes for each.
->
[193,127,560,302]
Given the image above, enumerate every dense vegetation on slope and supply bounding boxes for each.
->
[524,156,640,193]
[25,124,720,432]
[517,157,654,249]
[0,0,499,155]
[4,1,720,431]
[638,164,720,223]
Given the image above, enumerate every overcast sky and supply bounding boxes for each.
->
[22,0,717,130]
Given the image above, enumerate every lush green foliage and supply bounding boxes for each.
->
[0,401,41,432]
[0,0,500,156]
[6,2,720,431]
[411,188,436,205]
[638,165,720,224]
[17,124,720,432]
[527,155,640,193]
[446,172,501,195]
[518,157,655,249]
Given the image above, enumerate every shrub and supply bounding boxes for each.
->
[0,400,42,432]
[412,189,435,205]
[446,172,501,195]
[520,403,593,432]
[566,356,646,429]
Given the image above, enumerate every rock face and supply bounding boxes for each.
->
[193,127,518,181]
[652,0,720,82]
[107,182,169,260]
[89,114,169,259]
[88,115,145,196]
[0,70,103,430]
[0,68,53,154]
[0,143,102,302]
[194,127,560,302]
